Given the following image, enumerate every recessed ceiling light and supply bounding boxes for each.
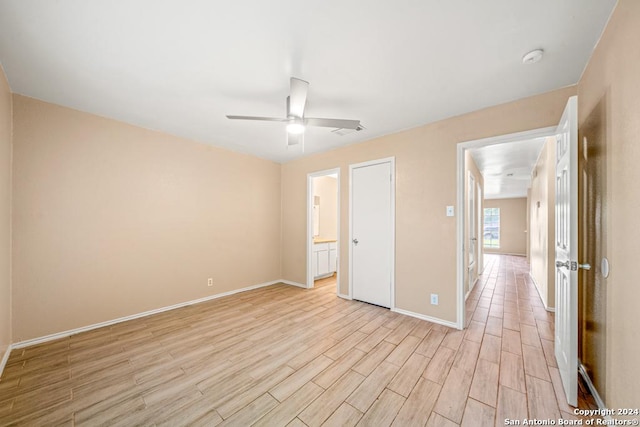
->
[522,49,544,64]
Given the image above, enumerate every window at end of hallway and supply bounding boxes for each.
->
[483,208,500,248]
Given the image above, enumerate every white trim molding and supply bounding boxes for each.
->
[579,362,607,415]
[0,344,13,376]
[280,280,306,288]
[528,273,555,312]
[1,280,467,379]
[392,308,459,330]
[465,277,479,300]
[484,252,527,257]
[12,279,300,350]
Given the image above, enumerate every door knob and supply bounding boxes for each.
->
[556,260,591,271]
[352,238,359,245]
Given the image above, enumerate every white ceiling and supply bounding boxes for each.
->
[468,138,547,199]
[0,0,616,163]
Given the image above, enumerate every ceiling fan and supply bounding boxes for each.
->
[226,77,362,147]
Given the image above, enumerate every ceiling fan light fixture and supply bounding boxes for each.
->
[286,122,305,134]
[226,77,361,146]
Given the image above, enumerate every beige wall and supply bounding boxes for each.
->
[578,0,640,408]
[281,86,575,323]
[0,65,12,354]
[528,138,555,309]
[313,176,337,241]
[484,198,527,256]
[464,152,484,295]
[11,95,282,341]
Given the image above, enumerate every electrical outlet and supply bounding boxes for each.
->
[446,206,454,217]
[207,278,213,287]
[430,293,439,305]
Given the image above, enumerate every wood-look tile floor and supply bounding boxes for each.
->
[0,255,597,426]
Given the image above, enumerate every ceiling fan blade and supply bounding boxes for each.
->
[287,132,304,146]
[305,117,361,129]
[288,77,309,118]
[226,115,287,122]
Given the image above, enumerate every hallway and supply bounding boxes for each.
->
[465,254,596,425]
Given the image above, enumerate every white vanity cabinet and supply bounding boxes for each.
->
[329,242,337,273]
[313,241,337,279]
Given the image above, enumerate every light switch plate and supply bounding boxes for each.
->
[446,206,454,217]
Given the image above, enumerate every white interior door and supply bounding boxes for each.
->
[554,96,578,407]
[477,183,483,274]
[350,159,393,308]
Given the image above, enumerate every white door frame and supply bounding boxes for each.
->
[456,126,556,329]
[307,168,341,292]
[348,157,395,307]
[476,182,483,278]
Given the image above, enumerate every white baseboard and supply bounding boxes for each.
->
[8,281,459,362]
[528,273,555,312]
[579,362,607,417]
[477,263,486,276]
[0,344,13,377]
[464,276,479,301]
[279,280,306,288]
[392,307,459,330]
[486,251,526,257]
[13,279,298,350]
[470,276,478,291]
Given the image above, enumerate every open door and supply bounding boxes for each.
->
[554,96,580,406]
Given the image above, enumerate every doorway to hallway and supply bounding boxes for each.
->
[457,125,556,329]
